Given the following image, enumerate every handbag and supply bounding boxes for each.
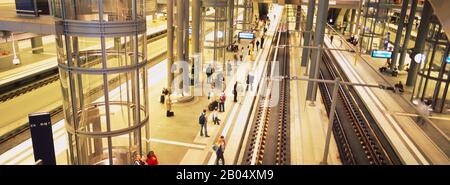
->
[212,144,218,151]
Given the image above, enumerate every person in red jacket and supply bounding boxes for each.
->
[146,151,158,165]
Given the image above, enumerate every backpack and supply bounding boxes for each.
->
[199,114,205,124]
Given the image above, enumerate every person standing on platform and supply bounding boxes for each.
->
[260,37,265,49]
[219,91,226,112]
[216,73,223,91]
[199,109,210,137]
[330,34,334,44]
[160,88,168,104]
[233,82,238,102]
[240,47,244,61]
[206,64,212,83]
[245,73,254,91]
[256,40,260,51]
[246,74,250,91]
[208,86,215,101]
[213,136,226,165]
[165,94,173,117]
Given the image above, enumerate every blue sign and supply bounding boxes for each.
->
[28,112,56,165]
[15,0,36,15]
[371,50,392,59]
[238,32,255,39]
[447,56,450,64]
[15,0,49,16]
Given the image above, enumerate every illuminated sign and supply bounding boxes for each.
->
[371,50,392,59]
[447,56,450,64]
[238,32,255,39]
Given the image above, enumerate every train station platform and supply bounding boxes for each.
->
[324,31,450,164]
[0,39,262,165]
[288,31,341,165]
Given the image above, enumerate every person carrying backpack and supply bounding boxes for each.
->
[199,109,210,137]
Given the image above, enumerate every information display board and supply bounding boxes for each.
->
[238,32,255,40]
[15,0,49,16]
[371,50,392,59]
[28,112,56,165]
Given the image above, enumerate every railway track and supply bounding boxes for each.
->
[243,16,290,165]
[318,48,402,165]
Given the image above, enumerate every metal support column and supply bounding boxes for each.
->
[295,5,301,31]
[192,0,201,93]
[320,77,340,165]
[184,0,190,61]
[406,0,433,86]
[31,36,44,54]
[349,9,356,36]
[167,0,174,88]
[228,0,235,46]
[184,0,190,95]
[301,0,315,67]
[176,0,184,62]
[306,0,329,101]
[367,0,381,53]
[398,0,418,70]
[356,0,363,53]
[243,0,248,31]
[390,0,409,70]
[192,0,201,54]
